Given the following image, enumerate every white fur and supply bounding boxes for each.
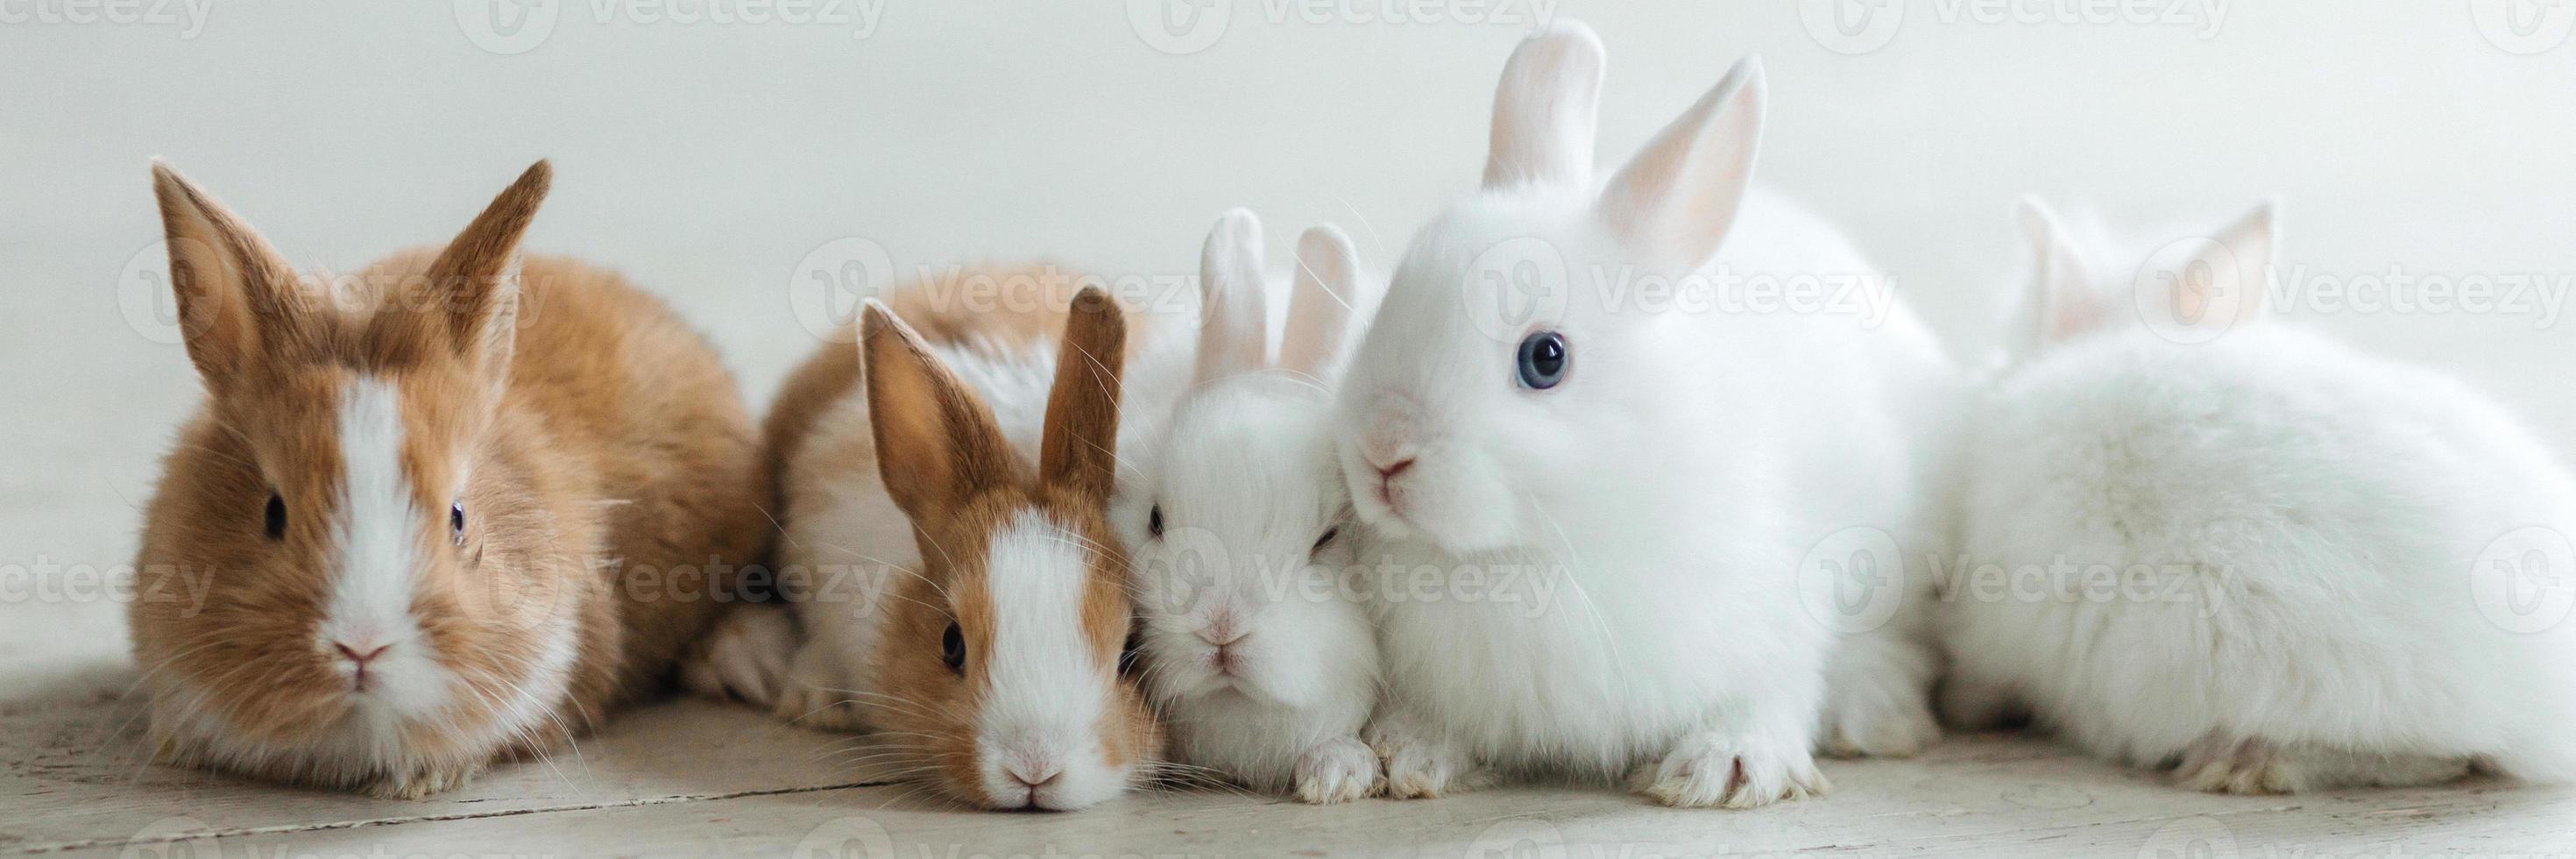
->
[1334,21,1957,808]
[975,512,1132,810]
[1132,213,1385,803]
[319,378,446,718]
[1941,199,2576,792]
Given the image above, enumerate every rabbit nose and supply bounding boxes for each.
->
[1374,457,1417,481]
[1006,759,1064,794]
[332,642,392,689]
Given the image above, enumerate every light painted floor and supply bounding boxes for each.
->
[9,625,2574,859]
[9,3,2576,856]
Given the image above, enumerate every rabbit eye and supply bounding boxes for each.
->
[1516,331,1569,390]
[264,493,287,540]
[1148,504,1164,539]
[449,501,467,546]
[1312,527,1340,553]
[941,621,966,675]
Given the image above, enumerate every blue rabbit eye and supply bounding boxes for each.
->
[1516,331,1568,390]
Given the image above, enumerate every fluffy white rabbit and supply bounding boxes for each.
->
[1940,196,2576,792]
[1130,209,1387,804]
[1334,21,1958,808]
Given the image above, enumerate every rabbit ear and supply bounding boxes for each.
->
[1193,209,1269,386]
[1039,287,1129,501]
[1278,224,1361,378]
[2014,195,2102,351]
[425,160,550,391]
[1483,20,1607,191]
[863,301,1019,523]
[1596,56,1764,271]
[149,160,308,385]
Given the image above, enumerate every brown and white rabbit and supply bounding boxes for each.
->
[126,160,772,799]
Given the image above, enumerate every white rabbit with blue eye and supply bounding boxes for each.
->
[1332,21,1961,808]
[1941,196,2576,792]
[1130,209,1388,804]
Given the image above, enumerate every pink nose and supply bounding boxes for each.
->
[1374,457,1416,481]
[334,642,391,689]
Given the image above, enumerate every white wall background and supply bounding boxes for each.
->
[5,2,2575,582]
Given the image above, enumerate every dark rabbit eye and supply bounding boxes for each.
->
[264,493,287,540]
[1517,331,1569,390]
[1148,505,1164,539]
[1312,527,1340,554]
[449,501,467,545]
[941,621,966,675]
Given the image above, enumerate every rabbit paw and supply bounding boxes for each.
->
[680,605,796,709]
[363,761,481,799]
[1293,736,1383,804]
[1635,730,1830,809]
[771,642,872,731]
[1369,728,1488,799]
[1820,685,1939,759]
[2172,735,2470,794]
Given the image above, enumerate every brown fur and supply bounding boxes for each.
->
[127,161,772,798]
[848,287,1163,808]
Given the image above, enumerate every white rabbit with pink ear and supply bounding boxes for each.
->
[1130,209,1387,804]
[1335,21,1960,808]
[1942,197,2576,792]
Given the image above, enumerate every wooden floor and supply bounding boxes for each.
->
[6,599,2572,859]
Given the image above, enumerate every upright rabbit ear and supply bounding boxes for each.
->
[1193,209,1269,386]
[1596,56,1764,271]
[863,301,1019,523]
[1040,287,1129,501]
[150,160,307,385]
[1277,224,1361,378]
[1483,20,1607,191]
[2169,199,2276,330]
[424,160,550,390]
[2014,195,2102,352]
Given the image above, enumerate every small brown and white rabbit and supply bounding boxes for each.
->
[693,275,1171,810]
[126,160,772,799]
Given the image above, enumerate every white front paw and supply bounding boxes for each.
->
[1367,725,1486,799]
[1293,737,1382,804]
[1635,731,1830,809]
[1820,677,1940,758]
[772,641,872,731]
[680,605,797,708]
